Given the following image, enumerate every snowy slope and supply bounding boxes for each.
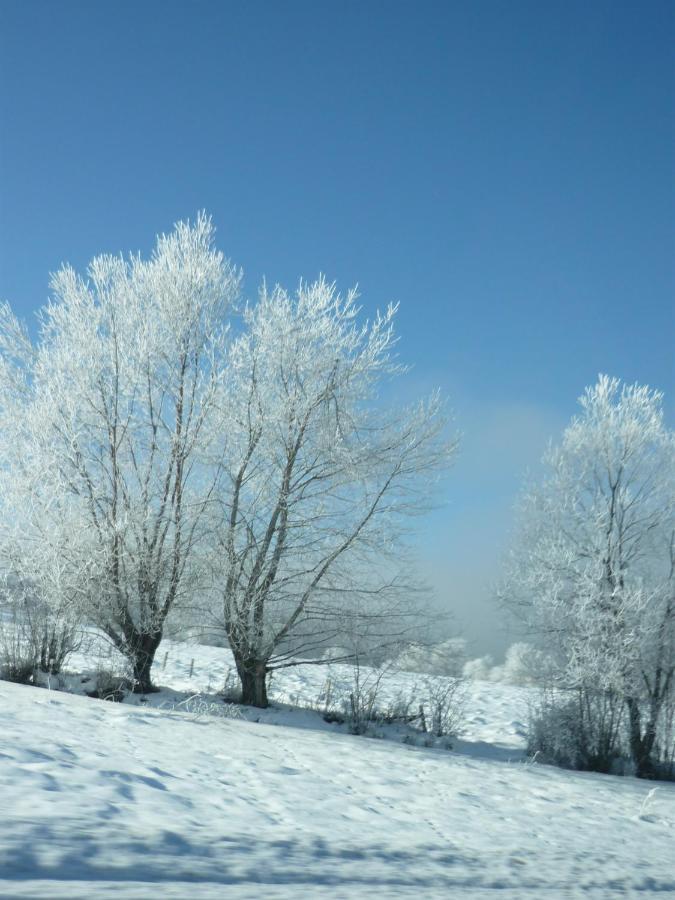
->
[0,644,674,899]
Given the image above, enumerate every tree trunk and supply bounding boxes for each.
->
[236,657,269,707]
[626,696,656,778]
[131,635,162,693]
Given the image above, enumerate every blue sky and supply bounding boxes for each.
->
[1,0,673,656]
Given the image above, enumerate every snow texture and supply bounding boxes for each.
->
[0,641,673,899]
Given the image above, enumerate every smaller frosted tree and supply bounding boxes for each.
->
[462,655,494,682]
[502,375,675,776]
[501,642,548,686]
[212,278,456,706]
[0,305,84,677]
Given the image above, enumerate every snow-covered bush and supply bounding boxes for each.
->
[0,611,38,684]
[340,661,391,735]
[0,584,82,682]
[419,677,466,738]
[88,666,133,703]
[527,689,627,774]
[0,570,82,679]
[311,661,465,743]
[221,667,243,704]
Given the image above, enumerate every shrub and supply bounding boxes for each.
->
[0,584,80,680]
[0,606,39,684]
[527,688,626,773]
[87,666,133,702]
[343,665,384,735]
[0,653,37,685]
[36,620,80,676]
[313,660,395,735]
[419,677,466,738]
[221,667,243,704]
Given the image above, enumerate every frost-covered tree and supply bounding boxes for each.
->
[0,215,239,691]
[462,655,494,682]
[500,642,549,686]
[211,279,456,706]
[0,306,83,677]
[395,637,467,677]
[502,376,675,776]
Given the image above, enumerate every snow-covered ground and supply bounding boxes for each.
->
[1,640,673,899]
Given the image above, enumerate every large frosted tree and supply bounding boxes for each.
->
[502,375,675,776]
[0,215,239,690]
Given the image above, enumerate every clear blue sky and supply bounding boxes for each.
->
[1,0,673,656]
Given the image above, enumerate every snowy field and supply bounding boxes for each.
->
[1,640,674,899]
